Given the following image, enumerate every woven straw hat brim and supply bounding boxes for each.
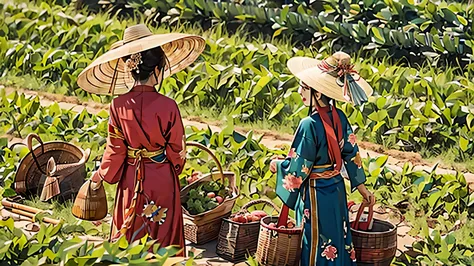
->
[287,57,373,103]
[77,33,205,95]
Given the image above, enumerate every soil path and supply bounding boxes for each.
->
[4,87,474,185]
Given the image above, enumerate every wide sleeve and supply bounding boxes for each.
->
[341,113,366,192]
[92,100,127,184]
[164,102,186,175]
[275,120,316,210]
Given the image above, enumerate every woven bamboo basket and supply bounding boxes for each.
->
[256,205,303,266]
[12,133,89,202]
[180,142,239,245]
[72,179,108,221]
[350,202,397,266]
[216,199,280,262]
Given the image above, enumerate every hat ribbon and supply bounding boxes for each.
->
[318,59,363,103]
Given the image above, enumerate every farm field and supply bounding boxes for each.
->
[0,0,474,265]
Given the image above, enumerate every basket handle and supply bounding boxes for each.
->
[225,170,239,196]
[242,198,281,213]
[24,133,47,175]
[277,204,290,228]
[352,201,374,231]
[26,133,44,152]
[185,141,224,185]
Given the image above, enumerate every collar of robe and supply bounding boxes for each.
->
[130,85,157,92]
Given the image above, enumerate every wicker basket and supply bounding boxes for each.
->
[72,180,108,221]
[180,142,239,245]
[256,205,303,266]
[350,202,397,266]
[12,133,89,202]
[216,199,280,262]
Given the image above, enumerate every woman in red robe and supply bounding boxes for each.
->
[77,24,205,255]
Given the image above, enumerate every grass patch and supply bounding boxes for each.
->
[423,148,474,173]
[22,182,118,239]
[0,72,68,95]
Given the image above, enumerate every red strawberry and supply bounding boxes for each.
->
[207,192,216,198]
[215,196,224,204]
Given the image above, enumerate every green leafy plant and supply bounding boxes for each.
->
[1,0,473,162]
[0,218,182,265]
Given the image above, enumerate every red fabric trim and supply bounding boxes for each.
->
[315,105,343,171]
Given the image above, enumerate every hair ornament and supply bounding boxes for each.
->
[125,52,143,74]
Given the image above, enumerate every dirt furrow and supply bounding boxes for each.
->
[4,87,474,184]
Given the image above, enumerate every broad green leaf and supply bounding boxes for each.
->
[459,136,469,152]
[0,218,14,231]
[427,190,442,207]
[97,110,109,119]
[457,15,468,26]
[268,103,285,120]
[273,27,286,38]
[43,248,56,260]
[368,110,388,122]
[371,27,385,44]
[0,137,8,148]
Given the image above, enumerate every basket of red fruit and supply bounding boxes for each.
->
[256,205,303,266]
[180,142,239,245]
[216,199,280,262]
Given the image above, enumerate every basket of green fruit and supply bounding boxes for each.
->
[180,142,239,245]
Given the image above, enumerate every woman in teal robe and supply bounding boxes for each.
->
[270,52,376,265]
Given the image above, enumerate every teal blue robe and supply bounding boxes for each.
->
[276,108,365,266]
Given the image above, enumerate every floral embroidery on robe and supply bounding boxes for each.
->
[321,244,338,261]
[283,173,303,192]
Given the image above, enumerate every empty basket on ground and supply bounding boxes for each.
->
[12,133,90,202]
[180,142,239,245]
[350,202,397,266]
[256,205,303,266]
[216,199,280,262]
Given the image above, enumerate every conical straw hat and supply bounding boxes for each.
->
[77,24,206,95]
[287,52,373,104]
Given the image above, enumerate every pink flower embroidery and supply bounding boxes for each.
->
[349,247,356,262]
[288,148,297,158]
[282,173,302,192]
[301,164,310,175]
[304,209,310,219]
[321,245,338,261]
[348,134,357,147]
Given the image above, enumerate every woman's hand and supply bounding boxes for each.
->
[269,155,285,173]
[91,179,103,190]
[91,171,102,183]
[357,184,375,206]
[270,160,278,173]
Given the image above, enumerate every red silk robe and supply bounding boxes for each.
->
[92,85,185,255]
